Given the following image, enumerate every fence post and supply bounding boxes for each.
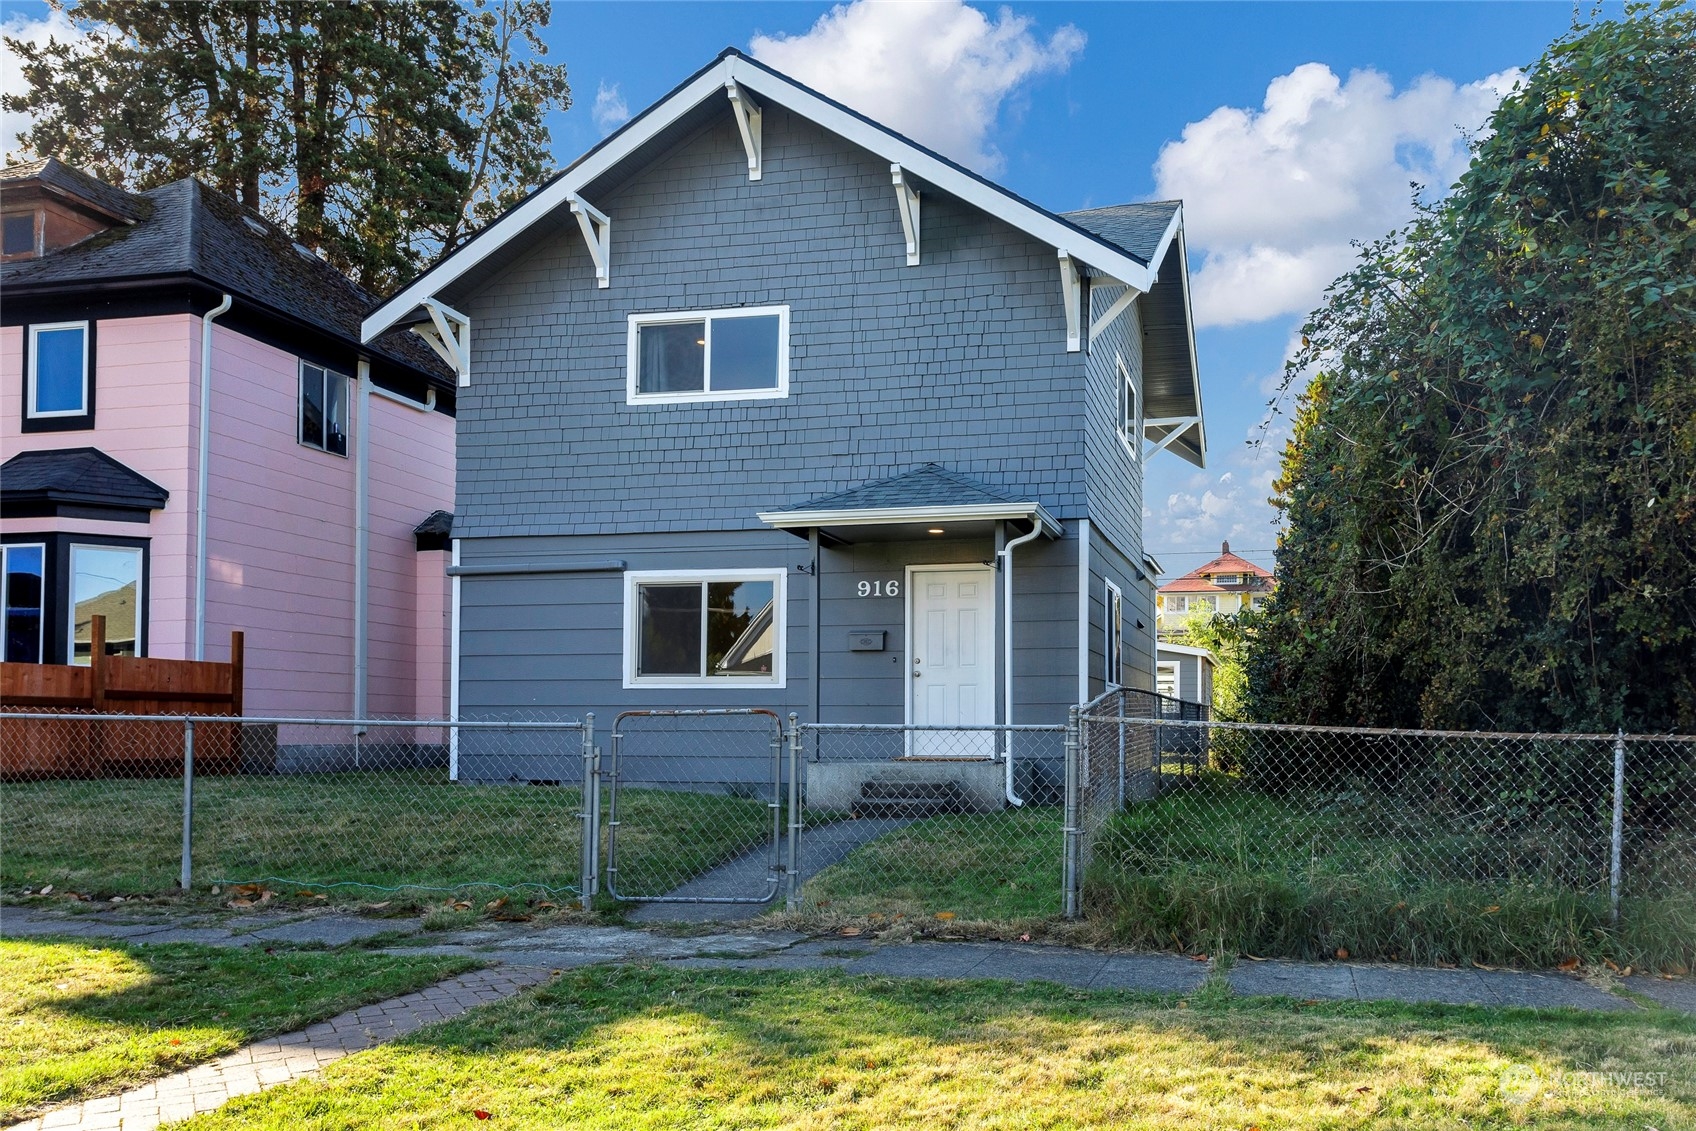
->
[1610,729,1625,926]
[581,713,597,908]
[179,718,195,891]
[1062,704,1082,920]
[785,713,802,910]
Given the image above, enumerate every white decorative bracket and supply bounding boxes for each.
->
[891,164,920,266]
[568,194,611,288]
[413,297,471,388]
[1144,416,1203,461]
[1088,285,1138,346]
[1058,251,1082,352]
[726,80,762,181]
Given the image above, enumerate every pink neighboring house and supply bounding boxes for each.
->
[0,158,455,721]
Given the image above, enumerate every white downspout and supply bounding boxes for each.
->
[999,519,1044,807]
[353,359,371,735]
[193,294,233,661]
[449,537,461,781]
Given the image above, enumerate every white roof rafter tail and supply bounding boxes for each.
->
[891,164,920,266]
[412,298,471,387]
[725,79,762,181]
[1088,285,1137,347]
[1144,416,1203,462]
[568,194,611,288]
[361,48,1161,344]
[1058,251,1082,353]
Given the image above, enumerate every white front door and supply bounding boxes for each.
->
[907,565,997,757]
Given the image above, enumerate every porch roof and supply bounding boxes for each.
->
[757,464,1062,544]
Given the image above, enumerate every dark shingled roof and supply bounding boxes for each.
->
[1061,201,1181,266]
[413,509,455,538]
[778,464,1023,512]
[1,169,449,385]
[0,156,150,223]
[0,447,169,513]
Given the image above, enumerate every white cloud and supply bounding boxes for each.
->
[750,0,1084,174]
[1156,62,1518,328]
[592,81,630,136]
[1,8,85,160]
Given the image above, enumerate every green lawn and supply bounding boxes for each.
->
[800,807,1062,921]
[1088,773,1696,971]
[177,964,1696,1130]
[0,937,473,1122]
[1,773,773,901]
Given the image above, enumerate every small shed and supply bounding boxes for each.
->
[1156,642,1215,708]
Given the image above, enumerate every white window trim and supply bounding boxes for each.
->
[622,567,787,689]
[1156,660,1181,700]
[297,360,352,458]
[26,321,90,418]
[625,305,790,405]
[1115,353,1139,462]
[1,542,46,663]
[67,542,144,666]
[1104,578,1124,691]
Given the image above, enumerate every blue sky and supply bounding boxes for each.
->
[2,1,1589,577]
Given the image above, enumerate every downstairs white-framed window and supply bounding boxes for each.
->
[623,568,785,688]
[1104,578,1124,690]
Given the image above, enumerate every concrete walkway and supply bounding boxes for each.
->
[4,903,1690,1129]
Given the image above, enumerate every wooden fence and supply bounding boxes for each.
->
[0,616,245,778]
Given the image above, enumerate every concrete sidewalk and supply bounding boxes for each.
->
[4,902,1691,1129]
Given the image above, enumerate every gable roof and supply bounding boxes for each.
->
[1063,202,1182,265]
[1158,541,1275,594]
[363,47,1184,342]
[2,169,450,386]
[0,447,169,515]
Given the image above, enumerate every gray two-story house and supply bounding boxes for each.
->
[361,49,1206,785]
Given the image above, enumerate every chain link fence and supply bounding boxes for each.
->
[1072,689,1696,966]
[791,723,1067,921]
[3,712,593,903]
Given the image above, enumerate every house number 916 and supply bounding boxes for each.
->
[857,580,900,598]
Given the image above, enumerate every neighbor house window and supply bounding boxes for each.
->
[25,321,92,428]
[1104,579,1124,690]
[1156,661,1180,701]
[623,569,785,687]
[627,306,789,403]
[299,361,349,455]
[3,212,39,257]
[1116,354,1139,459]
[1,543,44,663]
[69,543,143,664]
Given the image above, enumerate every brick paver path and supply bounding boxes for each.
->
[9,965,553,1131]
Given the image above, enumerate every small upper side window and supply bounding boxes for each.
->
[3,212,39,257]
[627,306,788,403]
[1115,354,1139,460]
[25,321,92,428]
[299,361,350,456]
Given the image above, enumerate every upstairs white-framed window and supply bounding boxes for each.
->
[299,360,350,456]
[626,306,789,404]
[1115,353,1139,460]
[25,320,92,429]
[622,568,786,688]
[1104,578,1124,690]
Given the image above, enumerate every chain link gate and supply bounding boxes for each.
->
[601,709,795,904]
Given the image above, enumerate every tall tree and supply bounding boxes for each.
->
[3,0,569,291]
[1250,3,1696,733]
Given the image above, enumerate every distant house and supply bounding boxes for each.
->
[1,158,456,719]
[357,47,1209,780]
[1155,540,1273,637]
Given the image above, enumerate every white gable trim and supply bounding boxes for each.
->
[362,52,1159,343]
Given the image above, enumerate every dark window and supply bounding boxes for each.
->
[636,322,706,394]
[634,577,777,680]
[631,308,787,399]
[299,362,349,456]
[3,213,36,256]
[2,544,44,663]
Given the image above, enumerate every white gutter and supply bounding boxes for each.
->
[759,501,1061,533]
[353,359,371,735]
[193,294,233,662]
[999,519,1045,807]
